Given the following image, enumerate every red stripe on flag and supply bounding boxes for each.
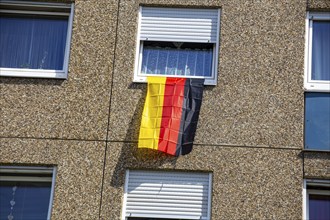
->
[158,78,186,155]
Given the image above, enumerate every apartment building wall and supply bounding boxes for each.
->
[1,0,329,219]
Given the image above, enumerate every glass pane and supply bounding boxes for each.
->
[305,93,330,150]
[312,21,330,81]
[141,42,213,77]
[204,50,213,77]
[0,181,51,220]
[157,49,168,75]
[186,51,197,76]
[0,14,68,70]
[166,49,179,75]
[309,194,330,220]
[177,50,188,76]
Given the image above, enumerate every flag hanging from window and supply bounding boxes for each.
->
[138,77,205,156]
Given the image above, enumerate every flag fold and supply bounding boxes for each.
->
[138,77,204,156]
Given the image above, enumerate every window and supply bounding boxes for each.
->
[122,170,212,220]
[0,1,74,79]
[305,93,330,151]
[0,166,56,220]
[134,7,220,85]
[305,12,330,92]
[304,179,330,220]
[304,12,330,151]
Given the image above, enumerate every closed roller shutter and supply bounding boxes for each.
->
[123,170,212,220]
[139,7,220,43]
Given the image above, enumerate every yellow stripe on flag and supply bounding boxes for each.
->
[138,77,167,150]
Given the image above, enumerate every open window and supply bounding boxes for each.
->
[305,12,330,92]
[134,7,221,85]
[0,1,74,79]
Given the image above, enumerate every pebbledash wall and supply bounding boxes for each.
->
[0,0,329,219]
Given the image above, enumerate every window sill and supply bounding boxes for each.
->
[0,68,67,79]
[302,149,330,153]
[133,75,217,85]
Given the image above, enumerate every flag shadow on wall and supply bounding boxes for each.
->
[110,77,205,188]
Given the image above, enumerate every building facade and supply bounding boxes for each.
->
[0,0,329,219]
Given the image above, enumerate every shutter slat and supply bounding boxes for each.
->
[141,24,217,30]
[129,177,209,182]
[127,198,206,204]
[126,194,206,200]
[140,7,219,43]
[141,18,216,23]
[127,215,202,220]
[128,191,206,197]
[124,170,211,220]
[125,212,202,219]
[128,183,207,188]
[128,188,207,193]
[141,21,216,27]
[126,209,202,215]
[126,206,205,212]
[129,173,209,179]
[142,7,218,15]
[128,187,208,192]
[141,31,216,37]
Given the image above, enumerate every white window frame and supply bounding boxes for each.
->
[303,179,330,220]
[0,166,57,220]
[133,6,221,85]
[304,12,330,92]
[122,169,213,220]
[0,1,74,79]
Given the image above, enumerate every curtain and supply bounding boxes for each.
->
[309,194,330,220]
[312,21,330,81]
[141,46,213,77]
[0,15,68,70]
[0,182,51,220]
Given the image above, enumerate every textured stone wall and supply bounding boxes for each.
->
[108,0,306,149]
[0,0,329,219]
[1,138,105,220]
[0,0,118,140]
[308,0,330,9]
[1,1,117,219]
[100,142,303,219]
[304,151,330,179]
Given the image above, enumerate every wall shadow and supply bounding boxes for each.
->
[0,77,64,86]
[110,82,178,188]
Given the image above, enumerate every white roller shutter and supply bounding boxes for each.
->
[122,170,212,220]
[139,7,220,43]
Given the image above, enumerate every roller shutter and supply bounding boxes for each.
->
[139,7,220,43]
[123,170,212,220]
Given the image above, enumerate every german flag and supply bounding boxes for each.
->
[138,77,204,156]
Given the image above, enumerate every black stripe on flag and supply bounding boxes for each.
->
[175,78,205,156]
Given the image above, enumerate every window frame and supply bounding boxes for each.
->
[303,179,330,220]
[133,6,220,85]
[304,12,330,92]
[0,166,57,220]
[0,1,74,79]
